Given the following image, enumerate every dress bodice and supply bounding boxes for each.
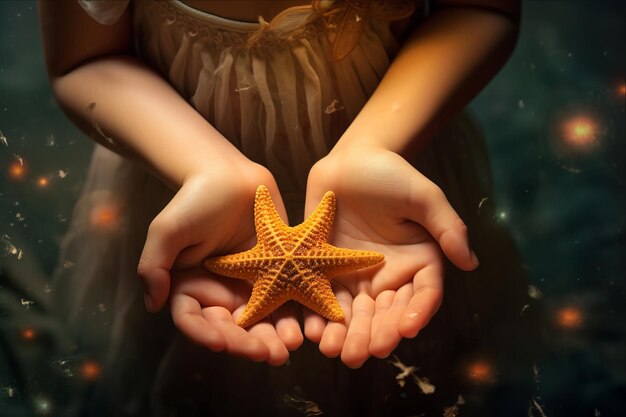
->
[80,1,427,204]
[134,1,425,193]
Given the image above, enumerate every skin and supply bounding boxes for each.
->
[39,0,520,367]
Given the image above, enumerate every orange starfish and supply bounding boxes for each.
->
[203,185,384,328]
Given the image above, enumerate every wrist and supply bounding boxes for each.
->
[331,127,410,158]
[182,152,253,187]
[182,154,275,200]
[328,136,395,161]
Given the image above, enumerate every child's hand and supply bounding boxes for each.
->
[168,267,303,365]
[137,161,303,365]
[303,146,479,368]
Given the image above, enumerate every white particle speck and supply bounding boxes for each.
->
[324,99,344,114]
[388,355,417,388]
[20,298,34,309]
[413,375,435,394]
[0,128,8,146]
[2,386,15,397]
[2,234,23,259]
[530,397,548,417]
[528,285,543,299]
[477,197,489,215]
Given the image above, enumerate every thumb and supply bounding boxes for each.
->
[406,172,479,271]
[137,215,190,312]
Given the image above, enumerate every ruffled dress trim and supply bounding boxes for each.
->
[77,0,130,25]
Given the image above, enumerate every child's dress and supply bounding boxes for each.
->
[54,1,536,415]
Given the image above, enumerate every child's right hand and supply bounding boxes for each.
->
[137,160,303,365]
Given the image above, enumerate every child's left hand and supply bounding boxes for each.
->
[303,145,479,368]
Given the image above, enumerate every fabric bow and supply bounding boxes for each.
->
[314,0,417,60]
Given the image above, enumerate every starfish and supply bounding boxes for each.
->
[203,185,384,328]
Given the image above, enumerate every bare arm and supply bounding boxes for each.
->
[303,0,520,366]
[39,1,300,364]
[39,0,249,188]
[333,0,521,155]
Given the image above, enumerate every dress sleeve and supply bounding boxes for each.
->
[77,0,130,25]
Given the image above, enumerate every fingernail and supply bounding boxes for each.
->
[144,292,154,312]
[470,250,480,267]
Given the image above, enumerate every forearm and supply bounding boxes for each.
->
[333,6,520,156]
[51,55,247,188]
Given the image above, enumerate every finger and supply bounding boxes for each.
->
[272,302,304,351]
[369,286,412,358]
[318,287,352,357]
[173,268,245,311]
[302,309,327,343]
[398,264,444,338]
[173,271,269,362]
[203,306,269,362]
[170,293,226,352]
[370,290,395,337]
[138,214,190,312]
[340,293,375,369]
[407,174,479,271]
[248,320,290,366]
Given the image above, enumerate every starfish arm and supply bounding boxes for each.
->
[291,269,345,322]
[296,244,384,277]
[203,248,283,280]
[253,185,291,255]
[292,191,336,254]
[236,275,292,328]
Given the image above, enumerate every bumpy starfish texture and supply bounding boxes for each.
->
[203,185,384,328]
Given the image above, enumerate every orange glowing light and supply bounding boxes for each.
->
[37,177,49,187]
[562,116,598,147]
[90,204,119,228]
[81,361,102,380]
[556,306,583,329]
[8,162,26,179]
[619,83,626,96]
[467,360,494,383]
[22,328,36,341]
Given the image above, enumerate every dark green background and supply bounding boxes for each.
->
[1,1,624,416]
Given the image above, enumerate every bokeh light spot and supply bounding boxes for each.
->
[22,327,36,341]
[467,360,495,384]
[8,162,26,179]
[562,115,598,148]
[81,360,102,380]
[90,204,119,229]
[34,396,53,415]
[556,306,583,329]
